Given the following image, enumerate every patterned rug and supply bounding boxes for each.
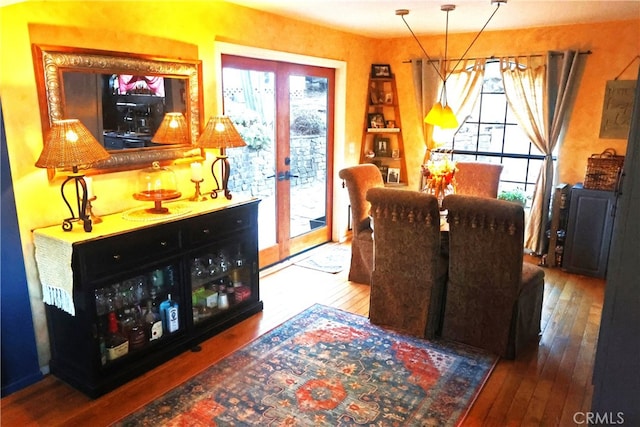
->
[115,304,497,426]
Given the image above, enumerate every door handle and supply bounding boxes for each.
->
[284,171,299,180]
[268,171,297,181]
[266,172,286,181]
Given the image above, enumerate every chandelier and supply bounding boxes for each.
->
[397,1,507,129]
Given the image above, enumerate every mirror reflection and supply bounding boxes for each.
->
[62,72,187,151]
[33,45,203,176]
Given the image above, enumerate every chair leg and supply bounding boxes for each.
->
[347,243,372,284]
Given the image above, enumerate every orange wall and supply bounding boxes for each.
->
[379,20,640,188]
[1,0,639,367]
[0,0,375,367]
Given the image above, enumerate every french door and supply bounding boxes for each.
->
[222,55,335,268]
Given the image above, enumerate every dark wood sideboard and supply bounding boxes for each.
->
[34,198,262,398]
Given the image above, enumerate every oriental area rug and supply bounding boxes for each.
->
[115,304,497,426]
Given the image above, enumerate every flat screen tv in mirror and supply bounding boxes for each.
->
[32,45,203,176]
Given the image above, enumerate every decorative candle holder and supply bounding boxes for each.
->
[85,196,102,224]
[189,179,207,202]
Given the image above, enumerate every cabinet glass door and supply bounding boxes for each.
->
[189,240,253,326]
[94,261,182,366]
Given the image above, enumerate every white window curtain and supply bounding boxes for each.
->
[501,51,584,254]
[411,58,486,161]
[411,58,443,157]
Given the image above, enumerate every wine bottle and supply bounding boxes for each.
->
[105,312,129,361]
[159,294,179,334]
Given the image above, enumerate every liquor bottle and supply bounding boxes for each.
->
[119,307,136,338]
[105,312,129,361]
[144,299,163,341]
[128,309,147,351]
[231,247,245,287]
[159,294,179,334]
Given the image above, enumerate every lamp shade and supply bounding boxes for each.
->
[439,105,459,129]
[196,116,246,149]
[424,102,459,129]
[424,102,444,126]
[35,119,110,169]
[152,112,190,145]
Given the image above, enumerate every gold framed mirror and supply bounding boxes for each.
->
[32,44,203,177]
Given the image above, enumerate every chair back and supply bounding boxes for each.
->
[367,187,446,338]
[455,161,503,198]
[339,164,384,236]
[441,194,525,353]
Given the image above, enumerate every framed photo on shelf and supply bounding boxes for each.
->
[387,167,400,184]
[385,119,396,128]
[379,165,389,183]
[369,82,383,105]
[368,113,386,129]
[374,136,390,157]
[384,92,393,104]
[371,64,391,78]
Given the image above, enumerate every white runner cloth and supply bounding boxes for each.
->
[34,232,75,316]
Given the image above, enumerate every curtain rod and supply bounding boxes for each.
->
[403,50,592,64]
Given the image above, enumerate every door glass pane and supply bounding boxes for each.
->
[289,75,328,238]
[222,68,276,250]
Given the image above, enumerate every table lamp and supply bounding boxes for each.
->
[196,116,246,200]
[152,112,190,145]
[35,119,111,232]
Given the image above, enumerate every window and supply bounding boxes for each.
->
[434,60,554,201]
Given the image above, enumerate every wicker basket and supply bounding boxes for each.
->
[583,148,624,191]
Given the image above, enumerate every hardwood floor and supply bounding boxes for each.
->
[1,243,604,426]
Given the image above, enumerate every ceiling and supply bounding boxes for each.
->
[226,0,640,38]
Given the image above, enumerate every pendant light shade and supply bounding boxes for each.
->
[424,102,459,129]
[424,102,443,125]
[398,1,506,131]
[440,105,459,129]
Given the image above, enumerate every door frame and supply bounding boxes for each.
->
[214,42,350,260]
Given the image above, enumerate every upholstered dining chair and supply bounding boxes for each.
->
[454,161,503,198]
[338,164,384,284]
[441,194,545,359]
[366,188,447,339]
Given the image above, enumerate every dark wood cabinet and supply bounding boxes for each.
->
[562,185,616,278]
[35,199,262,398]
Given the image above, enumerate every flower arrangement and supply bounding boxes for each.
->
[421,157,457,205]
